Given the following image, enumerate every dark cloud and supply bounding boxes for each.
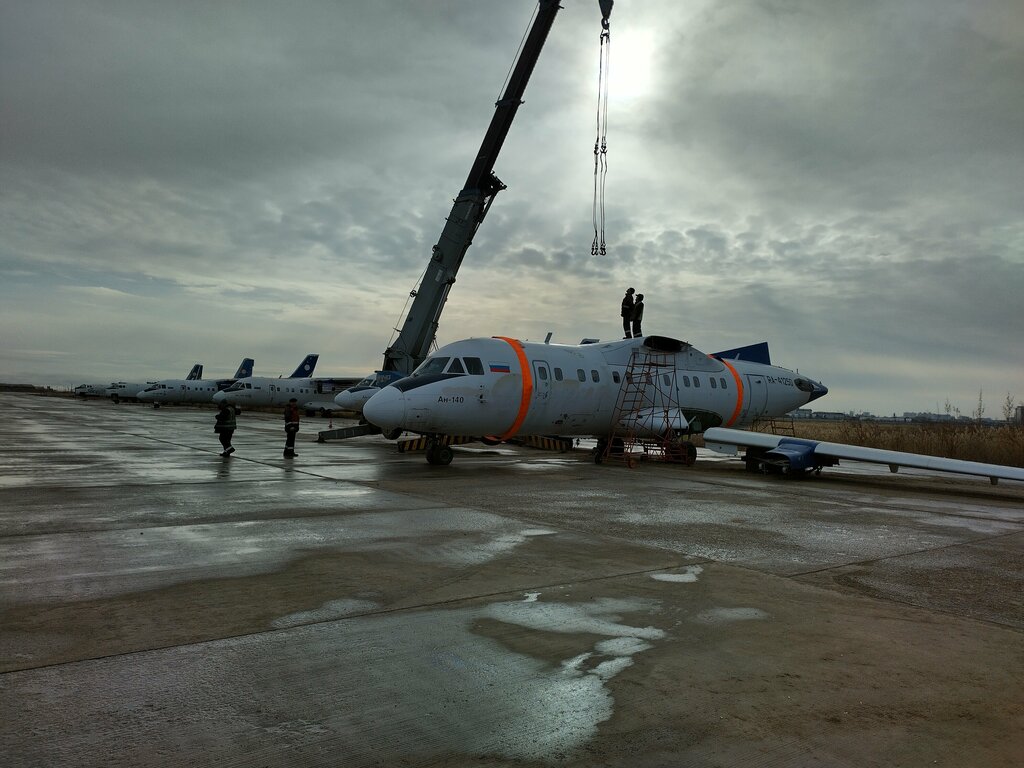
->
[1,0,1021,414]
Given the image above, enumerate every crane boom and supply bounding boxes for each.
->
[319,1,613,439]
[381,0,564,375]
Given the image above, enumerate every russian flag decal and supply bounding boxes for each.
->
[489,363,511,373]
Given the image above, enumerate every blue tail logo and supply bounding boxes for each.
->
[289,354,319,378]
[712,342,771,366]
[185,363,203,380]
[234,358,255,379]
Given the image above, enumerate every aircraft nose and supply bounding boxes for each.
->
[809,380,828,402]
[363,386,405,430]
[335,387,374,410]
[212,391,226,403]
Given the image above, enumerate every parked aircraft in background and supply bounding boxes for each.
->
[333,371,405,413]
[213,354,358,413]
[73,383,109,398]
[106,381,150,402]
[138,359,254,407]
[362,334,827,464]
[702,428,1024,485]
[105,364,203,404]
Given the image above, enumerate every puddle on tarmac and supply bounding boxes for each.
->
[650,565,703,583]
[60,593,672,763]
[4,516,561,602]
[692,606,769,624]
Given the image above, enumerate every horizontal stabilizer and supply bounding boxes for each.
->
[712,342,771,365]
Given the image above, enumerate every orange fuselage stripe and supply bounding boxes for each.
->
[720,359,744,427]
[495,336,533,440]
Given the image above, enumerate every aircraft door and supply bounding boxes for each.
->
[531,360,552,422]
[742,375,769,421]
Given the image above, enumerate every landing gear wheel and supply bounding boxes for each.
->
[425,445,453,465]
[383,427,403,441]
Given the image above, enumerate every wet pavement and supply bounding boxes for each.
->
[1,393,1022,767]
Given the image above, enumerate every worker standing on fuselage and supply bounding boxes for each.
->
[283,398,300,458]
[631,293,644,338]
[621,287,635,338]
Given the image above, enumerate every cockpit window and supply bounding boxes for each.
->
[464,357,484,375]
[794,378,815,393]
[447,358,465,374]
[414,357,450,376]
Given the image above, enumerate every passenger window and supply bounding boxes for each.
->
[612,371,620,383]
[577,369,586,382]
[720,377,728,389]
[554,368,563,381]
[662,375,670,387]
[710,378,717,389]
[682,376,690,387]
[591,370,599,382]
[464,357,484,375]
[538,367,548,380]
[447,358,465,374]
[693,377,700,388]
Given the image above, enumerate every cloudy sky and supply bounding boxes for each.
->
[2,0,1022,416]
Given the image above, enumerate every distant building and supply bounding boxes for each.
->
[811,411,847,421]
[1015,405,1024,426]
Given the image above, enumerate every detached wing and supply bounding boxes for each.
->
[703,427,1024,485]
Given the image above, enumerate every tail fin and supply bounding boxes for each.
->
[712,342,771,366]
[234,358,255,379]
[185,363,203,381]
[288,354,318,378]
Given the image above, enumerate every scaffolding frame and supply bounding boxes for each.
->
[598,346,697,467]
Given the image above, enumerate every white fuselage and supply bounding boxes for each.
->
[105,382,151,400]
[138,379,224,404]
[213,377,353,412]
[362,336,827,439]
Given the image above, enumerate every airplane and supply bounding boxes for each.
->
[73,383,109,398]
[361,334,828,465]
[212,354,359,413]
[333,370,406,413]
[104,364,203,404]
[702,427,1024,485]
[137,359,254,407]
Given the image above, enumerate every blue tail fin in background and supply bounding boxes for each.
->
[234,358,255,379]
[185,363,203,380]
[712,342,771,366]
[289,354,319,378]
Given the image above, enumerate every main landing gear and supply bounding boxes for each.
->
[425,438,454,466]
